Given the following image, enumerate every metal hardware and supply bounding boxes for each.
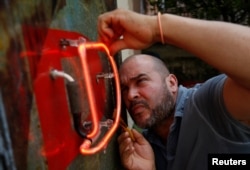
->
[50,69,89,138]
[50,69,75,82]
[82,119,114,131]
[96,73,114,83]
[60,37,86,49]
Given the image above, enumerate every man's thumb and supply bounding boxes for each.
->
[109,39,127,56]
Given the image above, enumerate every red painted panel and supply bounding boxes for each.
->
[23,28,106,169]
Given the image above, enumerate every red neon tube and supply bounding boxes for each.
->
[78,42,121,155]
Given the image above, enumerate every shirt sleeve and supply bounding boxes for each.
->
[192,74,250,142]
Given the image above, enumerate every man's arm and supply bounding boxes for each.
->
[161,14,250,122]
[98,9,250,122]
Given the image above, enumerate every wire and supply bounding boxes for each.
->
[50,69,74,82]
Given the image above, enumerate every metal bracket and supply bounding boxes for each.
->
[96,73,114,83]
[59,37,86,49]
[82,119,114,131]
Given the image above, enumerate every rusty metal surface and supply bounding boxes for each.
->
[0,0,123,169]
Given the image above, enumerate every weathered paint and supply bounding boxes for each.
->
[0,0,124,169]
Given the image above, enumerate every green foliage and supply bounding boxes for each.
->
[153,0,250,25]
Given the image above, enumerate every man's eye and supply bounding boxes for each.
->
[137,78,146,84]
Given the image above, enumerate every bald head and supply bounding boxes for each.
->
[119,54,177,129]
[120,54,170,80]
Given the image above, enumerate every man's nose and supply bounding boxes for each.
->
[127,86,139,101]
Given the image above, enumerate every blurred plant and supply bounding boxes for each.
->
[147,0,250,25]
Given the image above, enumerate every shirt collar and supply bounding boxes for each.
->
[174,85,188,117]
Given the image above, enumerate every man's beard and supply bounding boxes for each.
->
[129,85,175,129]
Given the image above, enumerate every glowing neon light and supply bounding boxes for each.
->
[78,42,121,155]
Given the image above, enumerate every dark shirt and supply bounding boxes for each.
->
[143,75,250,170]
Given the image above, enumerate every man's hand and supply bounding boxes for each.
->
[118,129,155,170]
[98,9,158,55]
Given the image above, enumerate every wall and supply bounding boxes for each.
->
[0,0,124,169]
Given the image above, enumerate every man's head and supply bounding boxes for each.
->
[119,54,178,129]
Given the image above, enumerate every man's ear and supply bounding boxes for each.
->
[165,74,178,93]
